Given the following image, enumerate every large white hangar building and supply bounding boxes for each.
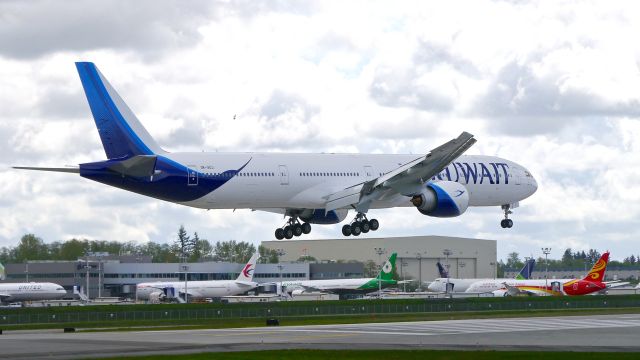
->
[263,235,497,284]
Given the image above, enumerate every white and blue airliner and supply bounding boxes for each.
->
[15,62,538,239]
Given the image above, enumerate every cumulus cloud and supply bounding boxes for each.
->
[0,0,214,59]
[2,0,640,262]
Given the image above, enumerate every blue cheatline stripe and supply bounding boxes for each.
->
[76,62,153,158]
[427,182,461,217]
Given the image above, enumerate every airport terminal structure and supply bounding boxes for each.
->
[0,235,496,299]
[263,235,498,284]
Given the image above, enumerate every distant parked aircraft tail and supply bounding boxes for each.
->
[436,261,449,278]
[235,253,260,283]
[375,253,397,281]
[515,258,535,280]
[582,252,609,283]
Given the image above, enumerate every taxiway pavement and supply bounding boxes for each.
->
[2,313,640,359]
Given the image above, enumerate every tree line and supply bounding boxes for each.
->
[0,226,279,264]
[499,248,640,274]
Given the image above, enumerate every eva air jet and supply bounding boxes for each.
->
[14,62,538,239]
[281,253,400,295]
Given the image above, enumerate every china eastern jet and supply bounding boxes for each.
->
[14,62,538,239]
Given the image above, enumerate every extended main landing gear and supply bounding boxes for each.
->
[275,217,311,240]
[500,204,514,229]
[341,213,379,237]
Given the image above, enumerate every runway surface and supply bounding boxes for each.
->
[2,313,640,359]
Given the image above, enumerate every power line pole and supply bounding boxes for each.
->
[275,249,286,297]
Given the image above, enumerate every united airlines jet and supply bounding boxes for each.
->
[14,62,538,239]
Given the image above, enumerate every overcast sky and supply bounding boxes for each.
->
[1,0,640,262]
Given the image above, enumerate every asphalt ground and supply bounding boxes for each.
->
[1,313,639,359]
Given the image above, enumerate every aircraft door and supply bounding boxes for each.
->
[279,165,289,185]
[551,281,562,294]
[187,166,198,186]
[364,165,374,180]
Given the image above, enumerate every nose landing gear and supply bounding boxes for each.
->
[500,204,514,228]
[342,213,379,237]
[275,217,312,240]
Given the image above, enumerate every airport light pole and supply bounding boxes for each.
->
[180,255,189,303]
[542,247,551,290]
[443,249,453,294]
[275,249,286,296]
[24,261,29,283]
[374,247,386,298]
[415,252,423,291]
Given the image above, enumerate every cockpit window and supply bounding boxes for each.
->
[56,287,65,291]
[524,170,532,177]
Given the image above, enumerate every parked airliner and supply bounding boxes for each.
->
[136,253,259,301]
[281,253,400,295]
[480,252,617,296]
[0,264,67,303]
[14,62,538,239]
[427,258,535,292]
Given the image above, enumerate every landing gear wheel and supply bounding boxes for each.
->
[342,225,352,236]
[293,224,303,237]
[360,220,370,233]
[369,219,379,231]
[275,228,285,240]
[301,222,311,234]
[283,226,294,239]
[351,223,362,236]
[500,204,514,229]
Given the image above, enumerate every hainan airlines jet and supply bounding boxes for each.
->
[281,253,400,295]
[481,252,616,296]
[0,263,67,303]
[14,62,538,239]
[136,253,259,301]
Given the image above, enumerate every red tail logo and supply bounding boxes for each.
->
[583,252,609,282]
[242,264,254,277]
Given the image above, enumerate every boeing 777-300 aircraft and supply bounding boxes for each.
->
[14,62,538,239]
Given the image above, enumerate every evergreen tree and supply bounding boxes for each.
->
[174,225,191,258]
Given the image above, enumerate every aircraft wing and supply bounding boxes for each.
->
[501,282,547,296]
[605,281,630,289]
[324,132,476,212]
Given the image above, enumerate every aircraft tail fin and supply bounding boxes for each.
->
[376,253,397,281]
[515,258,536,280]
[75,62,165,159]
[436,261,449,278]
[0,262,5,280]
[235,253,259,283]
[582,252,609,282]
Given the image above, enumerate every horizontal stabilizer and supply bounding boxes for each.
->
[13,166,80,173]
[107,155,157,177]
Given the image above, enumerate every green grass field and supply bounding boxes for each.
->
[101,349,640,360]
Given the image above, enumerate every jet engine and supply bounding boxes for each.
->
[410,181,469,218]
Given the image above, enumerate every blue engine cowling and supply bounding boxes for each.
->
[410,181,469,218]
[299,209,348,224]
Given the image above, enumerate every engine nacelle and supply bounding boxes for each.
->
[299,209,348,224]
[410,181,469,218]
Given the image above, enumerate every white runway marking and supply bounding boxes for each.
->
[224,315,640,337]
